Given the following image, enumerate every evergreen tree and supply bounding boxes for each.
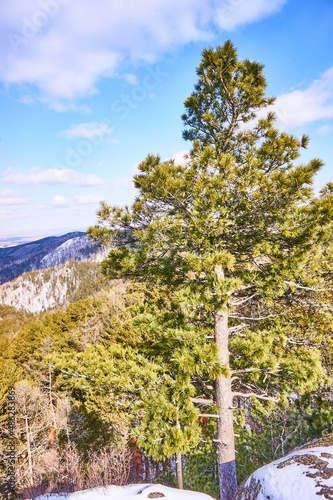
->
[130,294,221,476]
[88,41,333,499]
[48,320,212,461]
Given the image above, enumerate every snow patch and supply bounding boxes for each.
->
[33,483,215,500]
[40,236,95,268]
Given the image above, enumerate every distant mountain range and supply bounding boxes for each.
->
[0,231,101,285]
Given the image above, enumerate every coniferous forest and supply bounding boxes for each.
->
[1,41,333,500]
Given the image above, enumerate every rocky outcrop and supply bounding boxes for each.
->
[235,435,333,500]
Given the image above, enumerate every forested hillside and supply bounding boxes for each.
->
[1,279,333,498]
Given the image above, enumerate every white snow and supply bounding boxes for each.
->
[241,445,333,500]
[40,236,94,268]
[0,249,109,313]
[33,483,215,500]
[0,261,74,312]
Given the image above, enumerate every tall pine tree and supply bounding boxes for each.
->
[88,41,333,499]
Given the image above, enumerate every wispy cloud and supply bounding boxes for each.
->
[214,0,286,30]
[74,194,101,204]
[1,167,103,186]
[0,188,26,205]
[61,122,114,139]
[317,124,333,135]
[124,73,139,85]
[1,167,138,191]
[0,207,30,219]
[272,66,333,128]
[37,194,102,211]
[0,0,286,108]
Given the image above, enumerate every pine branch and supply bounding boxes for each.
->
[285,281,333,292]
[191,397,215,405]
[229,323,247,333]
[231,368,265,374]
[232,391,278,402]
[199,414,219,418]
[230,294,259,307]
[55,368,95,383]
[229,314,276,320]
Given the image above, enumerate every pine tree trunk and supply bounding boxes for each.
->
[176,452,183,489]
[214,267,237,500]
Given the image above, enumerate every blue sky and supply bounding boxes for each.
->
[0,0,332,236]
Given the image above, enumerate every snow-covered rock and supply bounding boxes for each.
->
[33,483,215,500]
[235,436,333,500]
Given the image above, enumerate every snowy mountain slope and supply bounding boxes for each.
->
[0,232,99,284]
[34,483,215,500]
[0,259,109,313]
[235,436,333,500]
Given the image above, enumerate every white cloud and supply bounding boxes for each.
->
[111,177,135,190]
[0,0,286,108]
[0,188,26,205]
[272,66,333,128]
[61,121,114,139]
[317,124,333,135]
[124,73,139,85]
[214,0,286,30]
[1,167,103,186]
[38,194,101,210]
[46,102,92,114]
[1,167,138,191]
[51,195,70,206]
[0,207,29,219]
[170,150,190,165]
[129,162,140,176]
[74,194,101,204]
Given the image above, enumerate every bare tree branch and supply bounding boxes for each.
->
[191,397,215,405]
[232,391,278,402]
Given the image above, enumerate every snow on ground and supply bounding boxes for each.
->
[236,445,333,500]
[34,483,215,500]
